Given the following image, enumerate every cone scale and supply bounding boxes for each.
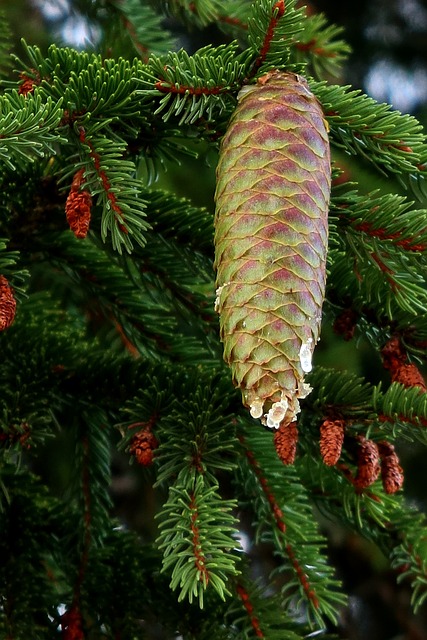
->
[214,71,331,429]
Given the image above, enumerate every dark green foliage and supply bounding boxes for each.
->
[106,0,176,59]
[2,0,427,638]
[0,471,68,639]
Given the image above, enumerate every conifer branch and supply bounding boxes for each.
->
[153,372,238,481]
[39,232,191,360]
[229,580,304,639]
[75,129,149,253]
[160,0,251,37]
[141,43,246,125]
[216,3,250,38]
[14,42,142,115]
[375,383,427,444]
[0,240,28,299]
[113,0,176,59]
[239,423,346,628]
[247,0,305,75]
[327,244,427,322]
[329,216,427,317]
[299,457,427,613]
[156,476,240,606]
[390,515,427,613]
[289,13,351,78]
[0,298,74,460]
[164,0,223,28]
[331,183,427,253]
[122,370,240,604]
[0,91,63,169]
[312,81,426,181]
[303,366,427,466]
[300,367,427,466]
[235,583,266,638]
[37,229,217,362]
[63,412,112,631]
[305,367,374,418]
[60,59,141,121]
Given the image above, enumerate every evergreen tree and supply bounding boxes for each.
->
[1,1,427,638]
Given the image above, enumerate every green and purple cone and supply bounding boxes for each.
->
[214,70,331,429]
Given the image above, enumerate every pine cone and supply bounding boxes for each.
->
[274,420,298,465]
[66,169,92,239]
[129,426,158,466]
[0,275,17,331]
[354,437,380,489]
[215,71,330,428]
[320,419,345,466]
[378,441,404,494]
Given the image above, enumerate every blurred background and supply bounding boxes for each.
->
[2,1,427,638]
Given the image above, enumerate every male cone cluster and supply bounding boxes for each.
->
[214,71,331,429]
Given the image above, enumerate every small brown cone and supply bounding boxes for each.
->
[274,420,298,465]
[354,437,380,489]
[129,426,158,466]
[0,275,17,331]
[66,169,92,239]
[381,336,426,391]
[320,419,345,466]
[378,441,404,494]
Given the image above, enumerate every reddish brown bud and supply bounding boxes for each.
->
[274,421,298,465]
[129,426,158,466]
[320,419,345,466]
[66,169,92,239]
[354,437,380,488]
[378,441,404,494]
[18,71,40,96]
[0,275,17,331]
[381,336,426,391]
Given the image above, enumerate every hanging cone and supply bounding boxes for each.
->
[320,419,345,466]
[214,71,331,429]
[66,169,92,239]
[0,275,17,331]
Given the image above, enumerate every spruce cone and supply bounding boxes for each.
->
[66,169,92,239]
[0,275,17,331]
[320,419,345,466]
[214,71,331,428]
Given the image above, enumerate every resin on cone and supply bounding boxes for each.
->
[214,71,331,429]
